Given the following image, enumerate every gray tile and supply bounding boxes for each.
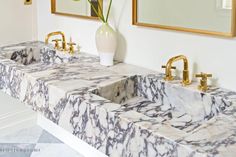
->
[37,130,62,144]
[31,144,84,157]
[0,125,83,157]
[0,143,36,157]
[0,126,43,144]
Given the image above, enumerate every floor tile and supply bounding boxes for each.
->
[37,130,62,143]
[0,126,43,144]
[0,143,36,157]
[0,125,84,157]
[30,143,84,157]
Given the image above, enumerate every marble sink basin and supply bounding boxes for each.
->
[0,41,79,65]
[93,75,228,133]
[1,44,41,65]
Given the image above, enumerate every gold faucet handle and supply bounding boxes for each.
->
[195,73,212,79]
[67,42,76,46]
[67,42,76,54]
[52,39,62,49]
[161,65,176,69]
[195,72,212,92]
[161,65,176,81]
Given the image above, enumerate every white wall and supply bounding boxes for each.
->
[0,0,37,46]
[37,0,236,91]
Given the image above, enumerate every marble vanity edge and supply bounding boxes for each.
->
[1,42,236,156]
[0,59,235,157]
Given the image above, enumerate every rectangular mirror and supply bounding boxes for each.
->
[133,0,236,37]
[51,0,103,20]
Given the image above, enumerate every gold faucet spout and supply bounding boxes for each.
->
[45,31,67,50]
[165,55,191,86]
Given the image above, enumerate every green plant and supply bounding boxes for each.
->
[73,0,112,23]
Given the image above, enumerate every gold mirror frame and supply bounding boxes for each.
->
[51,0,103,20]
[132,0,236,37]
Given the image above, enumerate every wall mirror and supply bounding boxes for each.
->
[51,0,103,20]
[133,0,236,37]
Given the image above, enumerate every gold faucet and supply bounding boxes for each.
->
[45,31,67,51]
[162,55,191,86]
[52,39,61,49]
[195,72,212,92]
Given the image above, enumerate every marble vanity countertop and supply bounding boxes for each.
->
[0,41,236,157]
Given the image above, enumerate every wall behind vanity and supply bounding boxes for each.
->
[0,0,38,46]
[36,0,236,90]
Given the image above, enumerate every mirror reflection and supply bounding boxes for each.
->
[52,0,103,19]
[134,0,235,36]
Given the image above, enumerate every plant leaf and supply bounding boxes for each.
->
[105,0,112,23]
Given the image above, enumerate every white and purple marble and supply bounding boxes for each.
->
[0,41,236,157]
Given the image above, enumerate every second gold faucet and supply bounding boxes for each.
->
[162,55,191,86]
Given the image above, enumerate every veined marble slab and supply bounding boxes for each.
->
[0,41,236,157]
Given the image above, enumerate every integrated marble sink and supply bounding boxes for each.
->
[93,75,229,133]
[1,43,41,65]
[0,41,79,65]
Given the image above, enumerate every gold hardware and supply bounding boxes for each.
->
[52,39,62,50]
[161,65,176,70]
[45,31,67,51]
[163,55,191,86]
[67,42,76,54]
[24,0,32,5]
[161,65,176,81]
[195,72,212,92]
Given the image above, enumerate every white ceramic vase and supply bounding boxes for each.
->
[96,23,117,66]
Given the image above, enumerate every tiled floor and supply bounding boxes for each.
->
[0,126,84,157]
